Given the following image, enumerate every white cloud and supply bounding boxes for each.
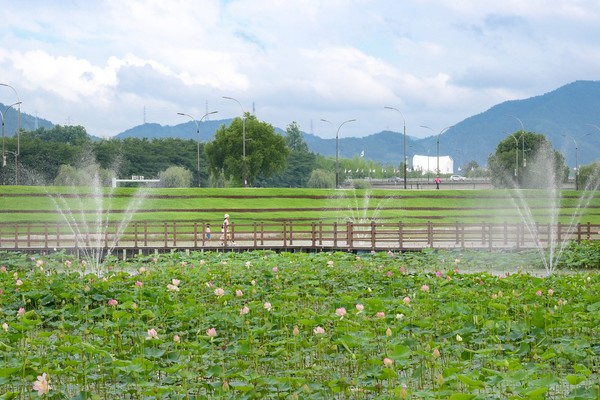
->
[1,0,600,139]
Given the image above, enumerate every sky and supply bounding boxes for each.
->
[1,0,600,140]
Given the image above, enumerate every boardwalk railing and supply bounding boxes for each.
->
[1,221,599,254]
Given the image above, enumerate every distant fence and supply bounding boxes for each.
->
[1,221,598,255]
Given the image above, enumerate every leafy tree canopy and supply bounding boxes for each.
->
[488,131,567,188]
[205,114,288,186]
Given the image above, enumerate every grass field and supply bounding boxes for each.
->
[1,186,599,226]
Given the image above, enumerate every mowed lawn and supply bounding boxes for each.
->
[1,186,600,226]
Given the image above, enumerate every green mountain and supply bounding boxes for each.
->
[7,80,600,170]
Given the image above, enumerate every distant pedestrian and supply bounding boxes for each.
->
[435,176,441,190]
[206,224,211,240]
[221,214,234,245]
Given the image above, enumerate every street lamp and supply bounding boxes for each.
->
[321,118,356,188]
[1,102,22,184]
[509,133,519,178]
[222,96,247,187]
[384,106,407,189]
[0,84,21,183]
[177,110,218,187]
[420,125,453,176]
[562,134,579,190]
[508,115,526,168]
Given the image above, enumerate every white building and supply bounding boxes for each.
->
[412,155,454,175]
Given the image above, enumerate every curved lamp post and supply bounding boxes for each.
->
[177,110,218,187]
[321,118,356,188]
[509,133,519,178]
[1,102,22,184]
[508,115,526,168]
[420,125,453,176]
[562,134,578,190]
[0,84,21,183]
[384,106,407,189]
[222,96,247,187]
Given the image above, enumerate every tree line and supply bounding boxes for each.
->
[1,119,597,189]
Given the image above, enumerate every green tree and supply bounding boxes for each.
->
[307,169,335,188]
[257,122,316,187]
[488,132,567,188]
[205,114,288,186]
[157,166,193,188]
[578,162,600,190]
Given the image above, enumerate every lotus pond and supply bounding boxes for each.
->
[0,248,599,399]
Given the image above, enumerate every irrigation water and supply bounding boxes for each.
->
[40,160,151,274]
[503,143,599,275]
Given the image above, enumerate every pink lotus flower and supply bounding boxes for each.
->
[214,288,225,297]
[293,326,300,336]
[327,260,334,266]
[272,266,279,272]
[33,372,51,395]
[108,299,118,307]
[236,290,243,297]
[15,279,23,286]
[536,290,542,296]
[433,348,441,358]
[313,326,325,335]
[36,259,44,267]
[355,303,364,313]
[173,334,181,343]
[335,307,347,318]
[386,327,392,337]
[263,302,272,311]
[403,296,411,305]
[206,327,217,338]
[171,279,180,286]
[0,266,6,272]
[138,267,146,273]
[17,307,25,317]
[240,306,250,315]
[383,357,393,367]
[2,322,8,332]
[399,266,406,273]
[376,311,385,319]
[435,271,442,278]
[386,271,393,277]
[420,285,430,292]
[146,328,158,340]
[167,284,179,292]
[548,289,554,296]
[135,280,143,287]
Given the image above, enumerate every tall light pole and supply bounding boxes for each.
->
[562,134,579,190]
[420,125,453,175]
[1,102,22,184]
[509,133,519,178]
[0,84,21,184]
[508,115,526,168]
[177,110,218,187]
[321,118,356,188]
[222,96,247,187]
[384,106,407,189]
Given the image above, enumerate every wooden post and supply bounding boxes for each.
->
[347,222,353,249]
[333,222,338,247]
[427,221,433,247]
[399,222,404,251]
[371,220,376,249]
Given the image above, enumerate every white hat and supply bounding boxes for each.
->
[224,214,230,218]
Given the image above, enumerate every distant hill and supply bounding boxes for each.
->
[0,103,53,134]
[8,80,600,170]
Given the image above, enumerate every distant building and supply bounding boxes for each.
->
[412,155,454,174]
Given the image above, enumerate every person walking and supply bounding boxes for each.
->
[205,223,211,240]
[435,176,441,190]
[221,214,234,246]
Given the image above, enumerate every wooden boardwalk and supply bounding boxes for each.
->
[1,221,599,258]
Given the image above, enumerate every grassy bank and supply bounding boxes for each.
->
[0,186,599,225]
